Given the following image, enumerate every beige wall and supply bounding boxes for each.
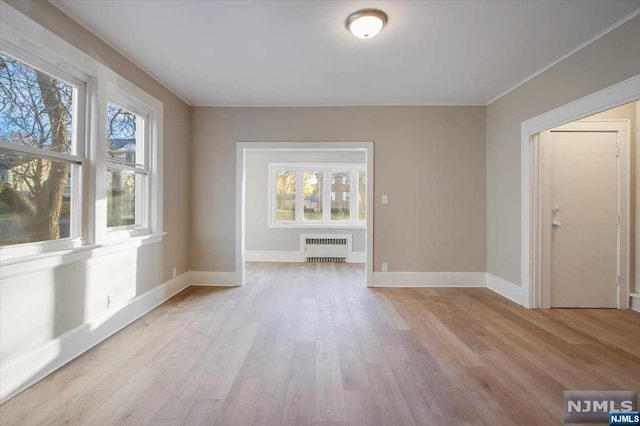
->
[486,15,640,285]
[6,0,193,281]
[191,106,486,273]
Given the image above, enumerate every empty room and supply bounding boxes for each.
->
[1,1,639,425]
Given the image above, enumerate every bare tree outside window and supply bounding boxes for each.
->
[275,170,296,220]
[0,52,74,245]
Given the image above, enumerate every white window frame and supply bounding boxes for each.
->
[268,163,366,229]
[96,80,163,245]
[0,34,88,258]
[0,2,163,264]
[104,91,152,237]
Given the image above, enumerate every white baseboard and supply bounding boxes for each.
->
[190,270,237,286]
[372,271,486,288]
[487,273,523,305]
[244,250,304,262]
[0,272,191,403]
[631,293,640,312]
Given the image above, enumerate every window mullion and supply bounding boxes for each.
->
[93,84,109,245]
[295,169,303,223]
[350,170,357,224]
[269,166,276,225]
[324,171,331,224]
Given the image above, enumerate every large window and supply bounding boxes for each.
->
[106,101,149,230]
[0,18,163,259]
[270,163,365,228]
[0,52,84,247]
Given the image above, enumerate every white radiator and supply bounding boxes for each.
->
[302,235,350,263]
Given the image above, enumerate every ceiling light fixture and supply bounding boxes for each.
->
[346,9,388,40]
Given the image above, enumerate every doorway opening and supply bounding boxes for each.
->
[235,142,374,288]
[522,75,639,309]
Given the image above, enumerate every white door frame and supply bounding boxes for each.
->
[521,74,640,308]
[539,120,630,308]
[235,142,374,287]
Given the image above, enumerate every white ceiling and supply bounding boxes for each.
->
[53,0,640,106]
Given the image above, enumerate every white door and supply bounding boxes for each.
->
[541,124,622,308]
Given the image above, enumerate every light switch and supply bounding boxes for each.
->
[381,194,388,204]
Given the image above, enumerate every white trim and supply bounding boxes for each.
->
[190,271,237,287]
[487,274,524,305]
[236,142,374,288]
[244,251,305,263]
[0,232,165,279]
[236,144,246,287]
[487,8,640,105]
[0,270,191,403]
[268,223,366,229]
[0,238,83,263]
[521,74,640,308]
[372,272,486,288]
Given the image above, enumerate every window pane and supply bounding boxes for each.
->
[303,171,322,221]
[0,52,74,154]
[107,169,136,227]
[0,152,72,245]
[331,172,350,221]
[107,103,138,165]
[358,171,366,221]
[275,170,296,221]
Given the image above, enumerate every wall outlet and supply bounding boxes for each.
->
[172,267,177,278]
[381,194,389,205]
[107,296,111,309]
[381,262,389,272]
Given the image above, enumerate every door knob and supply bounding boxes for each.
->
[552,220,562,228]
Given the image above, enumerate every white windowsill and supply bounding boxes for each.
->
[0,232,166,280]
[269,223,366,229]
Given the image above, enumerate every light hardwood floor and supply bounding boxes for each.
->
[1,262,639,425]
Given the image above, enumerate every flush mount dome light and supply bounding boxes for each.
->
[346,9,388,39]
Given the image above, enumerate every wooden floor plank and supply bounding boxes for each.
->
[315,329,348,423]
[282,342,316,426]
